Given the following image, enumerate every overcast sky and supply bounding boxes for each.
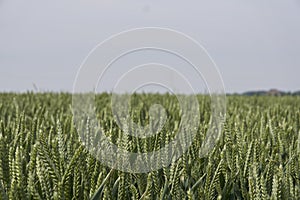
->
[0,0,299,93]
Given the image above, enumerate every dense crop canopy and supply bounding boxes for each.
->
[0,93,299,199]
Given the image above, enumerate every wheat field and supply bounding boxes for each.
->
[0,93,299,199]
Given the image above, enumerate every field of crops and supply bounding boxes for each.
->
[0,93,299,199]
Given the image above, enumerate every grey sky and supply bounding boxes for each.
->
[0,0,299,93]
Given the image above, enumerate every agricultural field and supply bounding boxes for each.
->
[0,92,299,199]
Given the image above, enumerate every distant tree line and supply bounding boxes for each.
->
[241,89,300,96]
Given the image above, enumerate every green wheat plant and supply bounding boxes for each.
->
[0,92,299,199]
